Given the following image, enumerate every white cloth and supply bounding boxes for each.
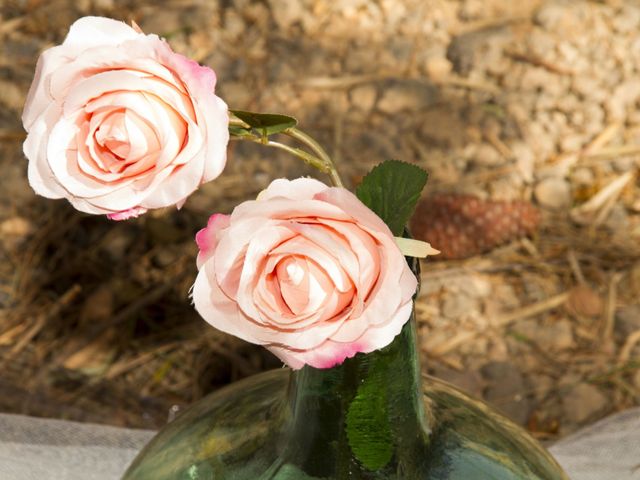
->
[0,409,639,479]
[0,413,154,480]
[550,408,640,480]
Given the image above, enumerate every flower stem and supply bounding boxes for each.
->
[283,128,344,188]
[228,119,344,188]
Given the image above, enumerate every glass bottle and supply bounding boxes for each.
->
[124,260,568,479]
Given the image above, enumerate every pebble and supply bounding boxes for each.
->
[526,373,555,402]
[431,365,484,397]
[512,142,536,183]
[570,167,594,187]
[0,217,34,238]
[534,2,581,33]
[349,85,378,113]
[520,67,556,92]
[611,5,640,33]
[442,293,479,319]
[424,56,452,81]
[481,361,531,425]
[377,79,438,114]
[534,177,571,210]
[614,304,640,339]
[603,203,629,231]
[513,318,575,351]
[561,383,608,425]
[559,134,585,153]
[446,275,492,298]
[566,285,604,318]
[80,286,114,324]
[607,80,640,120]
[268,0,305,30]
[472,143,504,167]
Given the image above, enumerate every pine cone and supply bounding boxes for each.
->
[410,194,541,260]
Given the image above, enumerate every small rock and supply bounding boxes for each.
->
[472,143,504,167]
[566,285,604,318]
[512,142,536,183]
[446,30,493,75]
[349,85,377,113]
[432,365,483,397]
[101,228,134,260]
[570,167,594,187]
[542,320,575,351]
[0,80,26,112]
[513,318,575,351]
[607,79,640,120]
[80,286,114,324]
[453,275,492,299]
[534,177,571,210]
[603,203,629,231]
[535,2,582,33]
[560,134,585,153]
[377,79,437,115]
[139,8,185,36]
[0,217,34,238]
[268,0,305,30]
[612,156,637,173]
[615,304,640,338]
[571,76,600,99]
[481,362,530,425]
[562,383,608,424]
[442,293,478,319]
[526,373,555,402]
[459,0,485,20]
[612,5,640,33]
[219,83,254,107]
[520,67,556,92]
[424,57,452,81]
[153,248,178,268]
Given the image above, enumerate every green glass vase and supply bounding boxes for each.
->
[123,309,568,479]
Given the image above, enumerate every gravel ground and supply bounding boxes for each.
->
[0,0,639,440]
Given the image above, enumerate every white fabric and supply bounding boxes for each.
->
[0,414,154,480]
[0,409,638,479]
[550,407,640,480]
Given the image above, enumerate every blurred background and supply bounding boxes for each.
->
[0,0,639,443]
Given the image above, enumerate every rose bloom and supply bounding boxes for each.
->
[22,17,228,220]
[192,178,418,369]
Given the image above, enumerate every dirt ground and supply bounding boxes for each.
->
[1,0,639,442]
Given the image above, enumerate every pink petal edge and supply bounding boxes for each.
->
[106,206,147,221]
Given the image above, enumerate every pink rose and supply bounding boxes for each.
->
[22,16,229,219]
[192,178,417,369]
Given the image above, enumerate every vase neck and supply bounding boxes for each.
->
[283,311,429,475]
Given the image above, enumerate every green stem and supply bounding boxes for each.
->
[228,119,344,188]
[283,128,344,188]
[230,135,330,174]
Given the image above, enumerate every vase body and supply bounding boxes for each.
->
[123,315,568,479]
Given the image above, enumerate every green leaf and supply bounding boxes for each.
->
[355,160,428,236]
[230,110,297,136]
[228,125,253,137]
[345,364,394,471]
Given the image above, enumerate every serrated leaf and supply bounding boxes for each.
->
[230,110,297,136]
[355,160,428,236]
[345,365,393,471]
